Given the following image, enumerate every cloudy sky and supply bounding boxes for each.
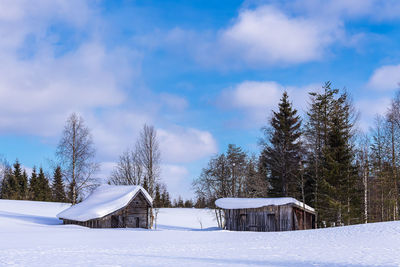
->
[1,0,400,199]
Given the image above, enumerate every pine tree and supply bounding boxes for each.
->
[52,166,66,202]
[154,183,161,208]
[1,167,17,199]
[177,196,184,207]
[195,196,206,208]
[29,167,39,200]
[244,156,268,197]
[321,92,360,225]
[261,91,303,197]
[161,188,167,207]
[305,83,361,226]
[37,168,52,201]
[13,160,26,200]
[20,170,28,200]
[165,191,171,207]
[142,178,149,194]
[184,199,193,208]
[304,82,340,226]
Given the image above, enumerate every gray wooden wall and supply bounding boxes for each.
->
[223,204,315,232]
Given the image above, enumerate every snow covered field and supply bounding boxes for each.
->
[0,200,399,266]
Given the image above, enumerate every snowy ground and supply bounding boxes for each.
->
[0,200,399,266]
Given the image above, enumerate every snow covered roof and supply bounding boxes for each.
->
[57,185,153,222]
[215,197,315,213]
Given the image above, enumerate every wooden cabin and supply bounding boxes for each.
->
[57,185,153,228]
[215,197,315,232]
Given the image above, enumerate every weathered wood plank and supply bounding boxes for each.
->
[222,203,315,232]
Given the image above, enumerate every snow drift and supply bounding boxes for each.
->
[0,199,399,266]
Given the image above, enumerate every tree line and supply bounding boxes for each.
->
[0,114,101,204]
[0,160,66,202]
[194,82,400,227]
[0,113,172,207]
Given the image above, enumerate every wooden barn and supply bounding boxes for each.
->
[57,185,153,228]
[215,197,315,232]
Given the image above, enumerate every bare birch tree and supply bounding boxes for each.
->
[108,148,143,186]
[137,124,160,198]
[56,113,99,204]
[357,134,370,223]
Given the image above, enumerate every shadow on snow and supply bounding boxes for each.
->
[0,210,62,225]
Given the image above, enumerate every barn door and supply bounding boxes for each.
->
[267,214,276,231]
[136,217,140,228]
[111,215,118,228]
[111,215,125,228]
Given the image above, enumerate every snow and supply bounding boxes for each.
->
[156,208,217,230]
[1,199,400,266]
[57,185,152,221]
[215,197,315,212]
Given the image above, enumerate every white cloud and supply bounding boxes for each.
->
[157,4,345,68]
[218,6,339,65]
[356,97,391,131]
[157,1,400,69]
[287,0,400,21]
[0,1,217,170]
[220,81,315,126]
[87,110,154,161]
[0,42,138,136]
[367,64,400,91]
[160,164,191,199]
[228,81,283,109]
[159,93,188,111]
[0,1,140,137]
[97,161,116,183]
[158,127,218,163]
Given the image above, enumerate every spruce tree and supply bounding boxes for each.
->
[177,196,184,207]
[321,92,360,225]
[154,183,161,208]
[29,167,40,200]
[13,160,25,200]
[195,196,206,208]
[20,170,28,200]
[184,199,193,208]
[52,166,66,202]
[1,167,17,199]
[261,91,303,197]
[142,178,149,194]
[304,82,339,225]
[161,188,167,207]
[305,82,361,226]
[245,156,268,197]
[164,191,171,207]
[37,168,52,201]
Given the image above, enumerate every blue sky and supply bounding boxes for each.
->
[1,0,400,199]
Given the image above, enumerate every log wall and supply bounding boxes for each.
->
[223,204,315,232]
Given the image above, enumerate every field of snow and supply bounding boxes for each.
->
[0,200,399,266]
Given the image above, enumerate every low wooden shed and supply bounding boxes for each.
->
[57,185,153,228]
[215,197,315,232]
